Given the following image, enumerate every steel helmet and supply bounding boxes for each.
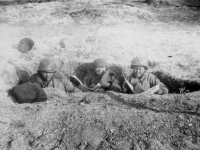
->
[93,58,107,68]
[131,57,148,70]
[38,58,57,73]
[17,38,34,54]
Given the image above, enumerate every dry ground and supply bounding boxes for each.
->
[0,0,200,149]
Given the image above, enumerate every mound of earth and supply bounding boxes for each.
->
[1,89,200,150]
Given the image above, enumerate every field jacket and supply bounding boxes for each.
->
[122,71,168,94]
[28,71,75,93]
[83,70,121,92]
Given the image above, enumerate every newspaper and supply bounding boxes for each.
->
[123,74,135,94]
[123,74,159,95]
[141,85,160,95]
[69,75,101,92]
[69,69,111,92]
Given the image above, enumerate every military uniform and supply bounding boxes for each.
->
[122,57,169,95]
[83,70,121,92]
[121,71,168,94]
[78,58,121,92]
[29,58,75,93]
[29,71,75,93]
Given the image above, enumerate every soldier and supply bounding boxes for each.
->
[121,57,168,94]
[79,58,121,92]
[28,58,75,93]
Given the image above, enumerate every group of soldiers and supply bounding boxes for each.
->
[27,57,169,95]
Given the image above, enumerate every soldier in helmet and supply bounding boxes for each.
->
[121,57,168,95]
[28,58,75,93]
[79,58,121,92]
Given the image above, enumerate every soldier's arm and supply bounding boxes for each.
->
[117,75,133,94]
[27,74,36,83]
[83,72,93,87]
[64,78,75,93]
[121,81,132,94]
[55,72,75,93]
[76,72,93,92]
[33,83,47,102]
[149,74,169,94]
[27,74,42,87]
[106,74,121,92]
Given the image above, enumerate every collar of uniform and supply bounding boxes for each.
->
[94,71,104,78]
[37,73,54,88]
[138,71,148,82]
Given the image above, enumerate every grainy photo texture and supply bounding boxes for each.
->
[0,0,200,149]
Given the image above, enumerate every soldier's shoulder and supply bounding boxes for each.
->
[109,70,117,76]
[29,73,39,81]
[85,71,95,77]
[53,71,68,84]
[54,71,66,80]
[147,72,155,76]
[146,72,158,80]
[30,73,38,77]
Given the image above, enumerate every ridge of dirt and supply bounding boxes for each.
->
[1,90,200,150]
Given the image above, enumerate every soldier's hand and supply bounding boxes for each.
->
[89,83,96,88]
[100,81,110,88]
[78,84,88,92]
[157,88,163,95]
[117,75,124,85]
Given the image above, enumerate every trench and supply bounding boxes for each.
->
[66,62,200,94]
[152,70,200,94]
[9,61,200,95]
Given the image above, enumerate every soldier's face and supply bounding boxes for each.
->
[40,71,54,81]
[95,66,106,75]
[132,66,145,78]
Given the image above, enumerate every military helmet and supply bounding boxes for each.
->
[93,58,107,68]
[131,57,148,70]
[17,38,34,54]
[38,58,57,73]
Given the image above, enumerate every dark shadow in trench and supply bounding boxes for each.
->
[72,63,200,117]
[73,63,200,94]
[152,70,200,94]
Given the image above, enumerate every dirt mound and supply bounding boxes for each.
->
[0,60,34,90]
[1,90,200,150]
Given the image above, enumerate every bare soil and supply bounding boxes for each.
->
[0,1,200,149]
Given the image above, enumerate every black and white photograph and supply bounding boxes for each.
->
[0,0,200,149]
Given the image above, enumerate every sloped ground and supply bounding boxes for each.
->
[0,1,200,149]
[1,0,200,7]
[1,1,200,89]
[1,90,200,150]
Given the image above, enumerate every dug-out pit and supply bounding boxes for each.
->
[7,60,200,94]
[58,60,200,94]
